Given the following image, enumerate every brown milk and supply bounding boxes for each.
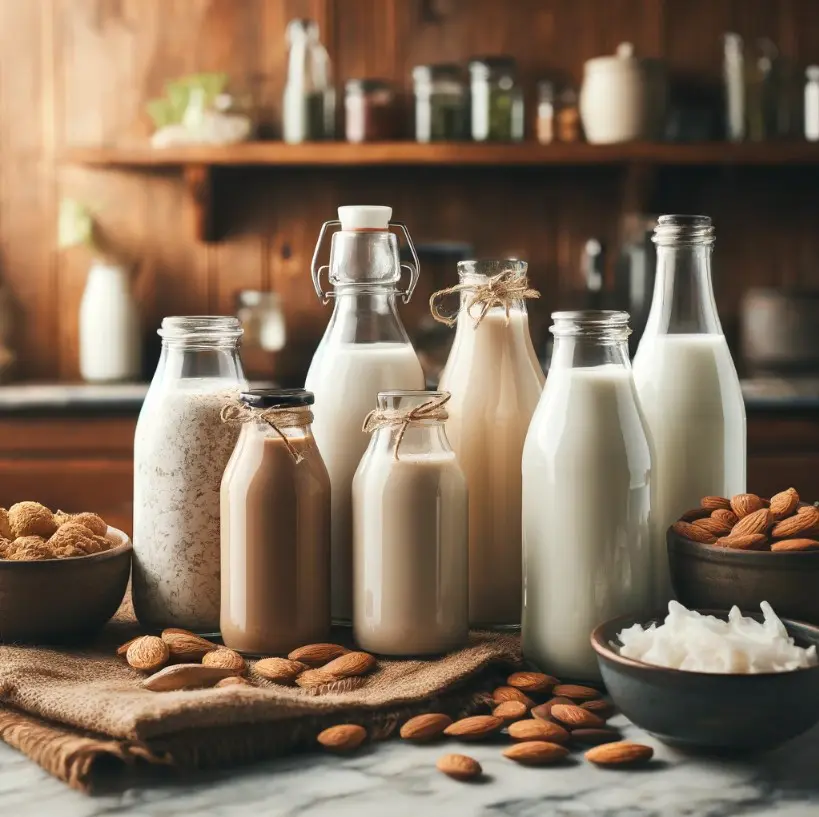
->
[220,426,331,655]
[353,447,468,656]
[439,306,544,628]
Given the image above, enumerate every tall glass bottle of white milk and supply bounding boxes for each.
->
[306,205,425,623]
[633,215,746,608]
[522,311,654,681]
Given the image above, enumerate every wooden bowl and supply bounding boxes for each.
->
[667,526,819,626]
[592,610,819,751]
[0,526,132,644]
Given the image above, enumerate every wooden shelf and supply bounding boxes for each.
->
[61,141,819,242]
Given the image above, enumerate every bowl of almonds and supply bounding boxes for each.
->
[0,501,131,643]
[667,489,819,625]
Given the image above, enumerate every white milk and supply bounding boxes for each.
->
[522,364,654,681]
[440,306,544,627]
[306,342,424,622]
[633,333,746,605]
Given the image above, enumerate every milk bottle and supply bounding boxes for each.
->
[522,311,654,681]
[305,206,425,623]
[434,259,543,628]
[633,216,746,608]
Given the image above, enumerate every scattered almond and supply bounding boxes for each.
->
[126,635,169,672]
[202,648,246,675]
[671,521,716,544]
[288,643,350,667]
[295,668,339,689]
[772,506,819,538]
[571,728,621,746]
[443,715,504,740]
[700,496,731,511]
[399,713,453,742]
[492,686,535,708]
[493,701,529,722]
[254,657,307,684]
[506,671,556,693]
[711,508,739,527]
[730,508,771,537]
[215,676,251,688]
[585,741,654,767]
[550,704,605,730]
[116,636,141,658]
[322,651,376,679]
[317,724,366,753]
[161,628,217,661]
[581,700,615,719]
[770,538,819,552]
[531,696,573,721]
[692,517,732,537]
[142,663,234,691]
[552,684,601,702]
[502,741,569,766]
[770,488,800,520]
[730,493,765,518]
[716,533,768,550]
[436,753,482,781]
[507,719,570,744]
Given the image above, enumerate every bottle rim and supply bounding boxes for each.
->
[158,316,243,341]
[653,215,715,246]
[457,258,528,278]
[550,310,632,338]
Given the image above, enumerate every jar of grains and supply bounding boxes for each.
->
[412,64,467,142]
[133,316,247,635]
[345,79,398,142]
[468,56,524,142]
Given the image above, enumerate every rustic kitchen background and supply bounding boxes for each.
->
[1,0,819,531]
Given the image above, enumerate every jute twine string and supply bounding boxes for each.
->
[362,392,451,461]
[221,402,313,463]
[429,270,540,328]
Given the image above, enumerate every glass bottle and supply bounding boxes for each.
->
[805,66,819,141]
[344,79,398,142]
[282,19,335,144]
[353,390,468,656]
[437,259,544,629]
[522,311,654,681]
[413,64,467,142]
[305,206,425,624]
[723,33,746,142]
[536,81,555,144]
[220,388,330,655]
[632,216,746,608]
[133,316,247,634]
[469,57,524,142]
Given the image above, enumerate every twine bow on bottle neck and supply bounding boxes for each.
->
[362,392,451,461]
[429,270,540,328]
[220,402,313,463]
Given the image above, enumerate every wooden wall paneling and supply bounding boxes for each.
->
[0,0,59,381]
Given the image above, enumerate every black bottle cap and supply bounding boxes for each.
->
[239,388,314,408]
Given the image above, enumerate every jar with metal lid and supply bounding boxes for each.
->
[412,64,467,142]
[345,79,398,142]
[469,57,524,142]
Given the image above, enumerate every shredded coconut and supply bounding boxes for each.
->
[617,600,818,674]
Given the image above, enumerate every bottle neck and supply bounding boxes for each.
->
[158,340,244,383]
[326,287,411,345]
[645,244,723,336]
[550,335,631,370]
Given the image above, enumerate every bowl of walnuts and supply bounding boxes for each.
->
[0,501,131,643]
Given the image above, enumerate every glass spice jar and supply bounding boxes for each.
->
[556,88,582,142]
[345,79,398,142]
[469,57,524,142]
[536,80,556,144]
[412,64,467,142]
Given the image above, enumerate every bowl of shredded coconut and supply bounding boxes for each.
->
[591,601,819,751]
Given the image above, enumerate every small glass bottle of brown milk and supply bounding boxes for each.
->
[353,390,468,656]
[220,388,331,655]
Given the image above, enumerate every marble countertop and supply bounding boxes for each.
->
[2,715,818,816]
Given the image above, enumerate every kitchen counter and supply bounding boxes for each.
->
[1,716,817,816]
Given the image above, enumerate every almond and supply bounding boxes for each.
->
[215,676,251,688]
[493,700,529,721]
[492,686,535,708]
[731,493,765,518]
[571,728,622,746]
[507,719,570,744]
[126,635,169,672]
[581,699,615,719]
[770,488,800,520]
[772,506,819,538]
[161,628,217,661]
[531,696,573,721]
[798,504,818,515]
[701,496,731,511]
[550,704,605,730]
[502,741,569,766]
[711,508,739,527]
[202,648,246,675]
[287,643,350,667]
[770,538,819,552]
[321,651,376,679]
[680,507,710,521]
[692,517,732,537]
[254,657,307,684]
[399,713,453,742]
[671,521,716,544]
[730,508,772,537]
[295,668,339,689]
[116,635,141,657]
[443,715,504,740]
[436,753,482,781]
[716,534,768,550]
[585,741,654,767]
[552,684,601,701]
[506,671,557,693]
[142,663,234,691]
[317,724,366,753]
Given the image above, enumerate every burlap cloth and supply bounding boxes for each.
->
[0,595,521,793]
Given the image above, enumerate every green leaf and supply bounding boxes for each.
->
[58,199,94,249]
[146,98,174,129]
